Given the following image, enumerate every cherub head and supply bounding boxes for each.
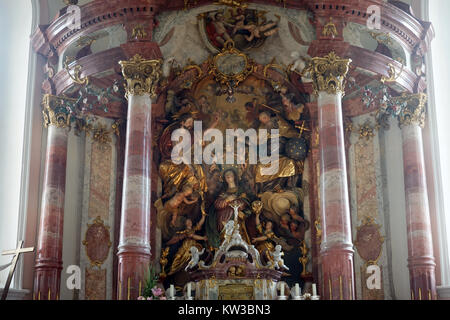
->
[185,218,193,229]
[275,245,282,253]
[264,220,273,232]
[182,184,194,197]
[258,111,272,125]
[289,220,300,233]
[190,246,199,255]
[215,12,224,22]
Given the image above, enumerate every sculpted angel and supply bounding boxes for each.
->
[271,245,289,270]
[167,215,208,276]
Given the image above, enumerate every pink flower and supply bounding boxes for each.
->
[147,297,153,300]
[159,297,167,300]
[137,296,145,300]
[152,287,163,297]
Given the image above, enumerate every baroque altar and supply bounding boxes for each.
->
[186,204,286,300]
[28,0,437,301]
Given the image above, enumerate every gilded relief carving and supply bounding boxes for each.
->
[156,47,311,290]
[199,7,279,52]
[119,55,163,98]
[304,52,352,96]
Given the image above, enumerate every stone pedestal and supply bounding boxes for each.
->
[117,55,162,300]
[309,53,355,300]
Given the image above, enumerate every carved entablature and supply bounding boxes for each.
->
[395,93,428,129]
[31,0,433,59]
[119,54,163,98]
[307,52,351,96]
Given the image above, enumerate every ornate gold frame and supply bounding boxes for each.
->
[208,40,255,89]
[354,216,385,266]
[82,216,112,268]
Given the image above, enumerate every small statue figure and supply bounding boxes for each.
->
[271,245,289,270]
[322,17,338,38]
[185,246,206,271]
[164,184,199,227]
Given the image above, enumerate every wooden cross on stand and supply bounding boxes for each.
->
[1,240,34,300]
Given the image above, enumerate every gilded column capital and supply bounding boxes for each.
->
[119,55,163,99]
[42,94,76,129]
[395,93,427,128]
[306,52,352,96]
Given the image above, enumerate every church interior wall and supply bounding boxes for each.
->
[380,117,410,300]
[1,0,441,301]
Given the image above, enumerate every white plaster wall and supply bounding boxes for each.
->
[0,1,32,288]
[348,114,393,300]
[381,117,410,300]
[79,118,118,300]
[60,130,85,300]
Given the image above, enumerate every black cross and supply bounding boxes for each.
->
[1,241,34,300]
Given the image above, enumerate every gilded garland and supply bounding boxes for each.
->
[119,54,163,99]
[42,94,77,129]
[395,93,427,128]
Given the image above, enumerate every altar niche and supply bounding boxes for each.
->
[155,46,311,296]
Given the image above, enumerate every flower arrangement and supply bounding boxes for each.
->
[137,266,167,300]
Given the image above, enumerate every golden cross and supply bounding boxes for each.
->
[1,240,34,300]
[295,121,311,137]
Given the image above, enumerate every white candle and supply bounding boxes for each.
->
[312,283,317,296]
[280,282,285,296]
[187,283,191,298]
[170,284,175,298]
[295,283,300,297]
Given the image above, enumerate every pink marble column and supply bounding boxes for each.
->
[34,95,71,300]
[399,94,437,300]
[310,53,355,300]
[117,55,162,300]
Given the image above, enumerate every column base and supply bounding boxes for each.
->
[33,262,63,300]
[408,256,437,300]
[117,246,151,300]
[320,246,355,300]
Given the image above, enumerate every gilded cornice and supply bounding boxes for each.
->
[42,94,77,129]
[395,93,427,128]
[306,52,351,96]
[119,55,163,99]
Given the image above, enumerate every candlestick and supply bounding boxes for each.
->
[295,283,300,297]
[170,284,175,298]
[312,283,317,296]
[280,282,285,296]
[187,283,191,298]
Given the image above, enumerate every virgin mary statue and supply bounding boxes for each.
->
[206,168,251,248]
